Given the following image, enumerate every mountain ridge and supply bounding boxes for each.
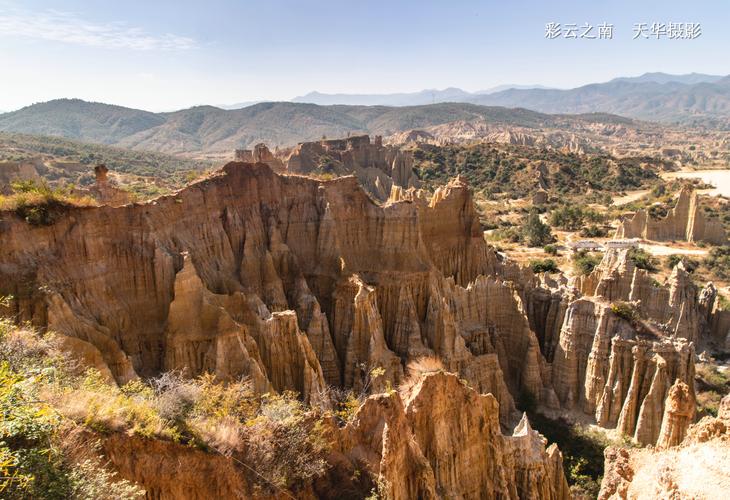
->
[0,99,632,154]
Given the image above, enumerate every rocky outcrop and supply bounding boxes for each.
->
[599,394,730,499]
[554,249,704,444]
[0,158,42,191]
[86,164,131,206]
[100,432,306,500]
[334,371,569,499]
[615,186,727,244]
[656,379,695,448]
[710,309,730,352]
[550,295,695,445]
[283,135,420,200]
[576,249,706,343]
[235,144,285,171]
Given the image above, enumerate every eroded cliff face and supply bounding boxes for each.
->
[615,186,727,245]
[0,163,523,420]
[343,372,569,499]
[283,135,420,201]
[0,162,713,449]
[555,249,702,445]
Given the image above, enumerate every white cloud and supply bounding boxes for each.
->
[0,7,196,50]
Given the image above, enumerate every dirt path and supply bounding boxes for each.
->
[613,189,650,206]
[638,243,708,257]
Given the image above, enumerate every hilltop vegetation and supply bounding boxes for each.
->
[412,142,670,198]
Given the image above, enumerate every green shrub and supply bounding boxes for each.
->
[526,412,634,499]
[610,301,636,321]
[530,258,559,274]
[665,254,699,273]
[0,344,143,499]
[627,247,658,272]
[543,244,559,255]
[572,251,602,275]
[580,224,608,238]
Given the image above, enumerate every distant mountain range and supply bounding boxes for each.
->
[289,73,730,128]
[290,85,553,107]
[0,99,626,155]
[472,73,730,127]
[290,74,726,108]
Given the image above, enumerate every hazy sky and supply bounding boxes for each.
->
[1,0,728,111]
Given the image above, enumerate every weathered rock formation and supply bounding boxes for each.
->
[615,186,727,244]
[0,162,714,448]
[282,135,420,200]
[85,164,131,206]
[0,163,519,420]
[599,394,730,499]
[235,143,285,171]
[656,379,695,448]
[335,372,569,499]
[710,308,730,352]
[553,249,703,445]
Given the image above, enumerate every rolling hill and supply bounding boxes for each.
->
[0,100,627,155]
[0,99,166,144]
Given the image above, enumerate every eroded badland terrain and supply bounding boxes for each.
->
[0,96,729,500]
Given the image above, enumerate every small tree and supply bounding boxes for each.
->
[521,209,554,247]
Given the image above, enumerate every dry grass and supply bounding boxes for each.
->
[0,190,97,211]
[0,179,97,226]
[191,415,243,455]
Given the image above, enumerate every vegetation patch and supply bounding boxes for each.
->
[665,254,700,273]
[572,251,602,275]
[0,180,96,225]
[412,142,666,199]
[529,258,560,274]
[521,209,554,247]
[627,247,658,273]
[704,246,730,280]
[527,412,636,499]
[610,301,637,322]
[0,318,143,498]
[0,131,210,193]
[0,316,330,496]
[548,205,603,231]
[695,363,730,417]
[543,244,559,256]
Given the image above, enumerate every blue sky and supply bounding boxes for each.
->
[1,0,728,111]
